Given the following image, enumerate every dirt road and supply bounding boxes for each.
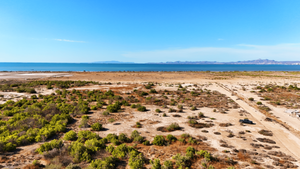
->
[208,83,300,162]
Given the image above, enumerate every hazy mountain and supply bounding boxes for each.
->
[150,59,300,65]
[93,61,134,64]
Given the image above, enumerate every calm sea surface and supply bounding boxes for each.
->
[1,63,300,72]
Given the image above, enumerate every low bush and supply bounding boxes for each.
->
[133,136,144,143]
[64,131,77,141]
[107,101,122,113]
[198,112,204,118]
[152,135,166,146]
[134,122,141,128]
[129,150,145,169]
[118,133,129,143]
[77,130,100,142]
[91,122,102,131]
[150,158,161,169]
[163,160,173,169]
[137,106,146,112]
[166,134,177,142]
[68,141,91,162]
[36,139,63,154]
[166,123,180,131]
[90,156,117,169]
[142,140,150,145]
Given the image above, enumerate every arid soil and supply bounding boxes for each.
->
[0,71,300,169]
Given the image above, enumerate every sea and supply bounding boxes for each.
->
[0,63,300,72]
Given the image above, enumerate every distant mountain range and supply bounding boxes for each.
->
[94,59,300,65]
[93,61,134,64]
[151,59,300,65]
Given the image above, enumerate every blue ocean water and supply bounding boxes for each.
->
[0,63,300,72]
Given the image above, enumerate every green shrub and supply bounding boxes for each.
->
[68,141,91,162]
[188,137,197,144]
[64,131,77,141]
[102,110,110,116]
[142,140,150,145]
[166,123,180,131]
[166,134,177,142]
[36,139,63,154]
[150,158,161,169]
[152,135,166,146]
[155,109,161,113]
[186,146,196,154]
[4,142,16,152]
[133,136,144,143]
[191,106,197,111]
[136,122,141,128]
[163,160,173,169]
[111,138,121,145]
[172,153,190,168]
[149,89,157,93]
[256,102,262,105]
[196,150,212,161]
[90,105,97,110]
[32,160,40,166]
[82,115,89,119]
[106,133,118,142]
[181,133,190,138]
[106,145,114,154]
[79,118,89,128]
[118,133,129,142]
[31,95,38,99]
[107,101,122,113]
[129,151,145,169]
[137,106,146,112]
[90,156,116,169]
[131,130,140,139]
[198,112,204,118]
[77,130,100,142]
[111,143,133,158]
[108,118,115,123]
[91,122,102,131]
[85,138,106,152]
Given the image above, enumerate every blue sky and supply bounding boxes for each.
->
[0,0,300,63]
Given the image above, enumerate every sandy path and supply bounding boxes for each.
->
[208,83,300,162]
[236,89,300,132]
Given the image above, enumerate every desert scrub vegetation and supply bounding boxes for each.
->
[152,135,166,146]
[36,139,63,154]
[0,80,276,168]
[254,84,300,109]
[188,119,214,128]
[258,129,273,136]
[157,123,181,132]
[64,131,77,141]
[91,122,102,131]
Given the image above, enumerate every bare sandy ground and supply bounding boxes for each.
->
[0,72,72,80]
[1,71,300,168]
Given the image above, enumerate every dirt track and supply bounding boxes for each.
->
[209,83,300,163]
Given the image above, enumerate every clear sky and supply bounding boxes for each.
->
[1,0,300,63]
